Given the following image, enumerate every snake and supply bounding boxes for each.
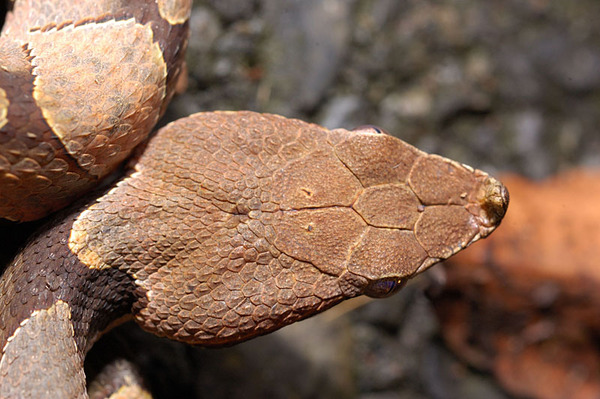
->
[0,1,509,398]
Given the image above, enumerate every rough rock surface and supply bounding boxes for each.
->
[2,0,600,398]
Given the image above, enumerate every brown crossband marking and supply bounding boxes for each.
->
[0,35,97,221]
[29,19,167,177]
[0,0,189,222]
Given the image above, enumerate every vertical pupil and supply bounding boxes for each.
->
[380,280,396,292]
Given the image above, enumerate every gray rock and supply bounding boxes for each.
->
[318,94,364,129]
[261,0,354,115]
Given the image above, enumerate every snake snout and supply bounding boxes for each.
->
[478,176,510,229]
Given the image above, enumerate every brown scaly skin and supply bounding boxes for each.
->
[0,1,509,397]
[0,111,508,397]
[0,0,190,221]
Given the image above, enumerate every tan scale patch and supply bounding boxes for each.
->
[109,385,153,399]
[69,208,110,270]
[29,19,167,177]
[0,87,8,129]
[0,301,86,398]
[158,0,192,25]
[1,300,73,355]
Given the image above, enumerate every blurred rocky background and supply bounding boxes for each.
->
[2,0,600,398]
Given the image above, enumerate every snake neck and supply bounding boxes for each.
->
[0,209,136,397]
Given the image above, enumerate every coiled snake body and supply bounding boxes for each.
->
[0,1,508,397]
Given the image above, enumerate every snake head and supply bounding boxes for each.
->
[271,124,509,299]
[73,112,508,345]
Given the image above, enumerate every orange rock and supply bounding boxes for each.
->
[431,170,600,399]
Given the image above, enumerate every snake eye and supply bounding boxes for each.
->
[352,125,388,135]
[364,278,406,298]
